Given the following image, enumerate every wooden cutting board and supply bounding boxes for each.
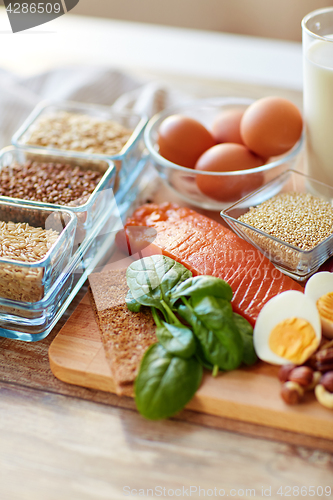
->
[49,289,333,443]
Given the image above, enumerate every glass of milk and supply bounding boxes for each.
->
[302,8,333,191]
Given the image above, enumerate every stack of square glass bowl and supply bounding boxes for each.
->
[0,100,148,341]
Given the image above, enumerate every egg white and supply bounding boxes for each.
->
[304,271,333,302]
[254,290,321,365]
[305,271,333,339]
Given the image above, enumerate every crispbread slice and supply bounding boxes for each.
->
[88,268,156,395]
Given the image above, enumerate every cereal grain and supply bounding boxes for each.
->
[26,111,132,156]
[0,220,59,302]
[238,192,333,250]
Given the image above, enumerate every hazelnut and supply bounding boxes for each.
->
[320,371,333,393]
[315,346,333,372]
[316,346,333,363]
[316,362,333,373]
[281,381,304,405]
[289,366,314,388]
[278,364,296,383]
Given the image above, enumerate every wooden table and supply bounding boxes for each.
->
[1,134,333,500]
[1,284,333,500]
[0,16,332,499]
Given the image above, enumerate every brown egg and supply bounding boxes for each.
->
[157,115,215,169]
[240,96,303,158]
[195,143,264,202]
[212,108,245,145]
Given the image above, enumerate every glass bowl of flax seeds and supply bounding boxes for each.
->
[221,169,333,281]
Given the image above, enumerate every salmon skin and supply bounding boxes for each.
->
[123,202,303,326]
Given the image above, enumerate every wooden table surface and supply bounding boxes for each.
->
[0,68,332,498]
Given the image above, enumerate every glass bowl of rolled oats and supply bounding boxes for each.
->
[221,169,333,281]
[12,100,148,185]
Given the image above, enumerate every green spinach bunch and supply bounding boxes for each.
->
[126,255,257,420]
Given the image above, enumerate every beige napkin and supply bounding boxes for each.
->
[0,66,189,148]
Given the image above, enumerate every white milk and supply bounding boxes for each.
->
[304,36,333,187]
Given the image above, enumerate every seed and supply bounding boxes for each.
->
[0,221,59,263]
[238,192,333,250]
[26,110,132,157]
[0,220,59,303]
[237,192,333,272]
[0,161,104,206]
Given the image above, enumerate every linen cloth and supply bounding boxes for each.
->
[0,66,188,148]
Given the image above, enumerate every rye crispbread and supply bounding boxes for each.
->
[88,268,156,395]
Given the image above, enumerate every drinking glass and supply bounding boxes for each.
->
[302,8,333,192]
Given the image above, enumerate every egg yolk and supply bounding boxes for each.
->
[316,292,333,338]
[268,317,319,364]
[316,292,333,321]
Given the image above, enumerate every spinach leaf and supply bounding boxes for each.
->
[177,303,227,369]
[233,313,258,366]
[126,255,192,311]
[125,255,255,420]
[156,322,196,359]
[172,276,233,302]
[125,289,142,312]
[135,343,203,420]
[195,347,214,371]
[213,319,244,371]
[190,295,233,331]
[178,302,243,371]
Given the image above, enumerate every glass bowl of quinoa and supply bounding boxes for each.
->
[221,169,333,281]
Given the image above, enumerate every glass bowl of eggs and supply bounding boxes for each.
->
[144,97,304,210]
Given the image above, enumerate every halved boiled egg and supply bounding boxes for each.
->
[254,291,321,365]
[305,271,333,340]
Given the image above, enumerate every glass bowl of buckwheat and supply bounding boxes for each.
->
[0,146,117,243]
[221,169,333,281]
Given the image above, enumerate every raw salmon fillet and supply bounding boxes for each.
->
[122,202,303,326]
